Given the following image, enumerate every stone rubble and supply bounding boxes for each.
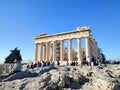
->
[0,65,120,90]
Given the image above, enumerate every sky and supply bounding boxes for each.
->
[0,0,120,63]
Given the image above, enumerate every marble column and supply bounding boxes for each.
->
[43,45,46,61]
[60,40,64,62]
[40,43,43,61]
[77,38,82,61]
[46,42,49,61]
[50,45,53,61]
[53,41,56,61]
[86,37,90,59]
[35,43,38,63]
[48,43,50,61]
[68,39,72,63]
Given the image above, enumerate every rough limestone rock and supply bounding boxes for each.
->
[0,65,120,90]
[2,70,36,82]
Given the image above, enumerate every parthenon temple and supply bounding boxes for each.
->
[34,26,101,65]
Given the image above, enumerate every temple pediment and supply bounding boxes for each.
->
[36,33,49,38]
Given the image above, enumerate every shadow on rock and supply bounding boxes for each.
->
[1,70,37,82]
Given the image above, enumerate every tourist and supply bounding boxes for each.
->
[37,61,41,67]
[43,61,46,67]
[50,60,53,65]
[48,61,50,66]
[50,60,54,67]
[67,61,69,66]
[34,63,37,68]
[91,56,94,66]
[46,61,48,66]
[41,61,44,67]
[87,56,91,66]
[70,61,73,66]
[46,61,50,66]
[73,61,75,66]
[94,57,97,65]
[30,62,34,69]
[27,63,30,69]
[83,57,86,65]
[9,58,22,75]
[57,61,60,66]
[71,61,75,66]
[75,61,78,66]
[97,57,101,66]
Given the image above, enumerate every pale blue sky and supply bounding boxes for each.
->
[0,0,120,63]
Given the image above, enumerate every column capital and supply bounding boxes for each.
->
[52,40,56,42]
[35,43,39,45]
[39,42,43,45]
[77,37,81,39]
[68,38,72,40]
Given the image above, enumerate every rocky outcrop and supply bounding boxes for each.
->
[0,65,120,90]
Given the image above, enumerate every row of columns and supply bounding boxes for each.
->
[86,36,101,60]
[35,37,90,64]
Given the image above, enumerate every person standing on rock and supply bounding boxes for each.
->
[57,61,60,66]
[30,62,34,69]
[87,56,91,66]
[97,57,101,67]
[37,61,41,67]
[91,56,94,67]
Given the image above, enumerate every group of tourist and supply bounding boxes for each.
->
[27,60,55,69]
[87,56,102,67]
[70,61,78,66]
[11,56,102,74]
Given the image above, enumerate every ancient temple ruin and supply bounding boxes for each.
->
[34,26,101,65]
